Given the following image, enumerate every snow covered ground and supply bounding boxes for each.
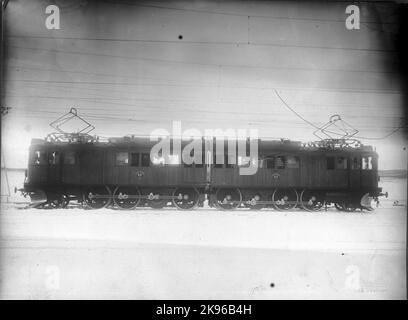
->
[0,172,406,299]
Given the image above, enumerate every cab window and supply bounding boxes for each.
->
[327,156,349,170]
[286,156,300,169]
[362,156,374,170]
[265,156,274,169]
[48,151,60,165]
[33,150,47,165]
[130,153,139,167]
[351,157,361,170]
[275,156,286,169]
[335,157,348,169]
[115,152,129,166]
[141,153,150,167]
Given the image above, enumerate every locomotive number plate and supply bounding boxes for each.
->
[272,173,280,180]
[135,170,144,178]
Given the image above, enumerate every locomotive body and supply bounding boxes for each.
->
[21,134,384,211]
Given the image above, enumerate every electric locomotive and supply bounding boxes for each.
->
[19,133,386,211]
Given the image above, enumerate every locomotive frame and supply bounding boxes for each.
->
[19,133,386,211]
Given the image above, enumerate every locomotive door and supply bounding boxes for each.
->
[181,138,206,186]
[325,154,348,188]
[349,155,361,190]
[28,146,48,185]
[47,149,62,185]
[62,149,80,184]
[361,154,378,188]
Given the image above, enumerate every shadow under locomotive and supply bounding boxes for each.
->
[17,133,387,212]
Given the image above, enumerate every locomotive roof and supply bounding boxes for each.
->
[31,134,376,153]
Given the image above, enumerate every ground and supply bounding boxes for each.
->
[0,172,406,299]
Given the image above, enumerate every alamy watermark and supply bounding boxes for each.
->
[149,121,259,175]
[45,4,360,31]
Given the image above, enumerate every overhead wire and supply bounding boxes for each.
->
[98,0,399,26]
[6,36,396,53]
[273,89,405,140]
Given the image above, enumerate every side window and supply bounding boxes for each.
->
[115,152,129,166]
[372,157,377,170]
[33,150,47,165]
[63,151,76,165]
[194,153,204,168]
[214,154,223,168]
[130,153,139,167]
[48,151,60,165]
[351,157,360,170]
[265,156,274,169]
[184,149,194,168]
[275,156,286,169]
[237,156,250,167]
[167,154,180,165]
[327,157,335,170]
[335,157,348,169]
[151,150,165,166]
[286,156,300,169]
[141,153,150,167]
[362,156,373,170]
[225,154,235,168]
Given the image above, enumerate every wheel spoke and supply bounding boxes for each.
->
[84,186,111,209]
[244,193,265,210]
[272,189,298,210]
[344,202,357,212]
[143,190,167,209]
[335,202,357,212]
[216,188,242,210]
[172,188,199,210]
[300,190,324,211]
[113,186,140,209]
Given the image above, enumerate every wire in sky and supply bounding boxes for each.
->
[5,78,403,95]
[274,90,320,130]
[274,89,405,140]
[8,61,399,76]
[99,0,399,26]
[6,36,396,53]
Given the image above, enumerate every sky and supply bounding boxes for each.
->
[1,0,407,169]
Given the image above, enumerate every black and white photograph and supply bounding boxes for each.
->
[0,0,407,301]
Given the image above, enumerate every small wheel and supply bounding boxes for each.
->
[113,186,141,209]
[60,194,70,208]
[84,186,111,209]
[335,202,357,212]
[144,190,167,209]
[39,193,68,209]
[343,202,357,212]
[335,202,345,211]
[215,188,242,210]
[272,189,298,211]
[172,188,199,210]
[300,190,325,211]
[41,199,62,209]
[244,193,265,210]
